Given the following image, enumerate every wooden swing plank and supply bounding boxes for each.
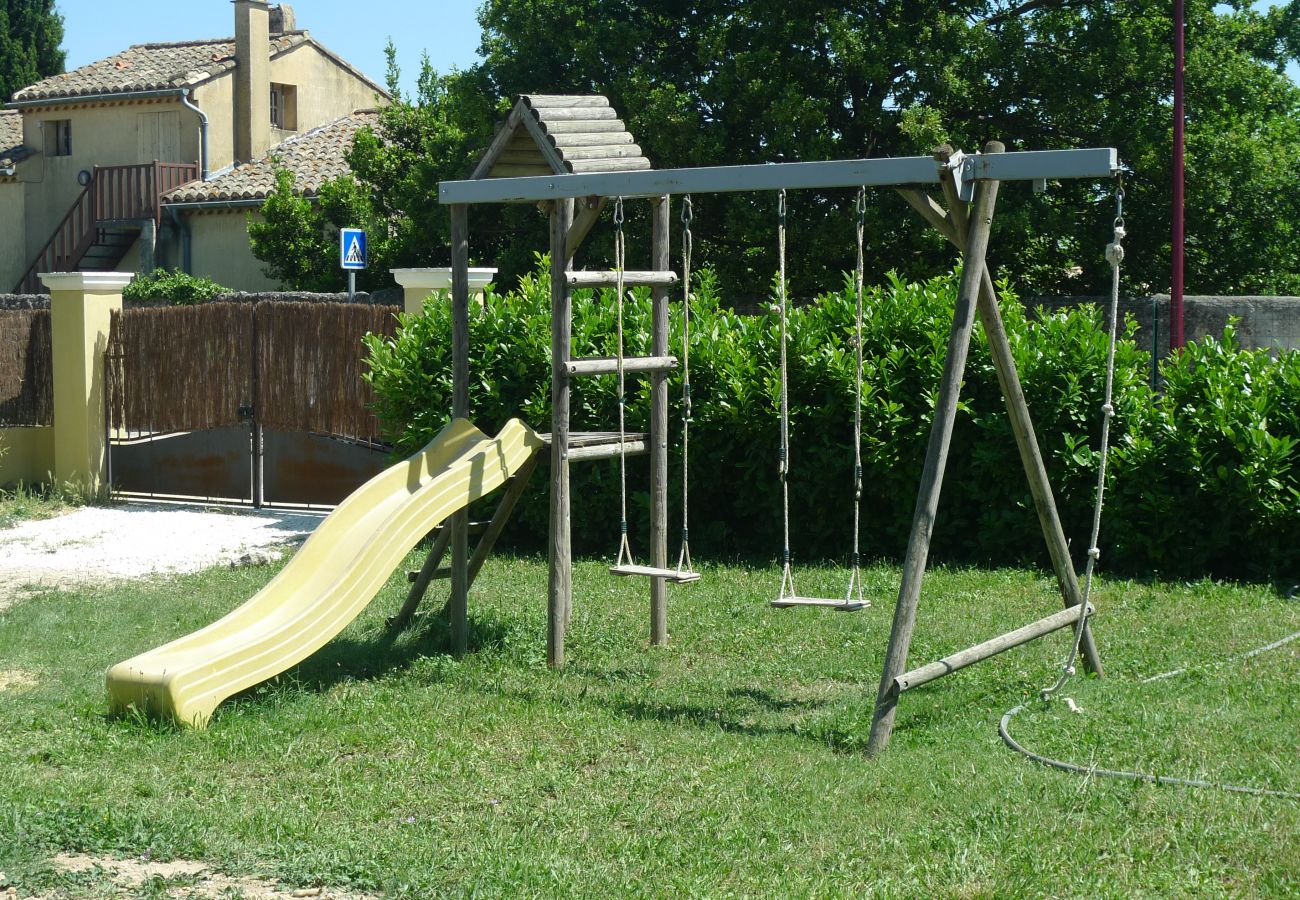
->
[609,563,702,584]
[770,596,869,612]
[892,602,1094,695]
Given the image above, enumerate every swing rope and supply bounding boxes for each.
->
[675,196,698,579]
[774,189,870,609]
[776,189,798,603]
[613,196,636,570]
[846,187,868,608]
[1042,173,1125,700]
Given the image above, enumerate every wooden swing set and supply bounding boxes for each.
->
[419,94,1118,754]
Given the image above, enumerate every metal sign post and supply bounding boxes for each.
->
[340,227,367,299]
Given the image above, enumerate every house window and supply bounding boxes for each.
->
[45,119,72,156]
[270,83,297,131]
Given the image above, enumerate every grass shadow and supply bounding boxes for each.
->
[230,606,510,699]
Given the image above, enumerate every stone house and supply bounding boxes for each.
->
[1,1,388,292]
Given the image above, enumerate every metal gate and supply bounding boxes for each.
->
[106,301,401,506]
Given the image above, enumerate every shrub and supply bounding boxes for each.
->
[363,256,1300,581]
[123,269,228,305]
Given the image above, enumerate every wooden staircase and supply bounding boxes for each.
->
[13,161,199,294]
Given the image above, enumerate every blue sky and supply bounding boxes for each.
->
[55,1,485,98]
[54,1,1297,99]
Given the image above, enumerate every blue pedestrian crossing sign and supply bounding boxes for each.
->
[340,228,367,270]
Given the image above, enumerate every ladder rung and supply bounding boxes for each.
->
[567,439,648,462]
[610,564,702,584]
[565,355,678,377]
[770,596,869,611]
[407,568,453,582]
[567,270,678,288]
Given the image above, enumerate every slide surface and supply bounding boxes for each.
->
[106,418,543,728]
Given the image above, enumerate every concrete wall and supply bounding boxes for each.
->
[1025,295,1300,358]
[184,209,281,291]
[0,180,27,291]
[0,426,54,486]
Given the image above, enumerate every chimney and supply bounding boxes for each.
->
[270,4,296,33]
[233,0,271,164]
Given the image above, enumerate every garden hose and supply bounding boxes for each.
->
[1000,628,1300,800]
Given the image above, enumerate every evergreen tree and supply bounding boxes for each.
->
[0,0,65,102]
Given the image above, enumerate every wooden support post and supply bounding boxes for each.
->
[867,142,1005,757]
[649,195,671,646]
[896,185,1103,678]
[548,198,575,668]
[449,203,471,655]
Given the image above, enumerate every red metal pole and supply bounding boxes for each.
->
[1171,0,1186,350]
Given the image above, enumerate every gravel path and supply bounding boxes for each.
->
[0,503,322,610]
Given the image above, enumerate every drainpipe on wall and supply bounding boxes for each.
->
[165,206,193,274]
[179,89,210,181]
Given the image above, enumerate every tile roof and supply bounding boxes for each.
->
[0,109,26,170]
[163,110,379,204]
[10,33,309,103]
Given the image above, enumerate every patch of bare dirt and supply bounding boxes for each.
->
[0,669,38,692]
[40,853,381,898]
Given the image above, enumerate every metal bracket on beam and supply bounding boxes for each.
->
[956,148,1119,202]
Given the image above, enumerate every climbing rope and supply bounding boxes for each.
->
[1041,174,1125,700]
[999,171,1300,801]
[613,196,636,571]
[675,195,698,579]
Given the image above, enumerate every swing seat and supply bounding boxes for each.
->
[770,596,869,612]
[610,563,702,584]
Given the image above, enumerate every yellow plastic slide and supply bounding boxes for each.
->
[106,418,543,728]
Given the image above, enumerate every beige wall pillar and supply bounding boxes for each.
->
[43,271,131,497]
[392,267,497,316]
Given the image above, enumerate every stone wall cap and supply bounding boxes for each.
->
[391,268,498,289]
[40,272,134,291]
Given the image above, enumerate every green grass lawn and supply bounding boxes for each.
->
[1,553,1298,897]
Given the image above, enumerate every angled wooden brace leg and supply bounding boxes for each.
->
[896,182,1103,679]
[389,525,454,632]
[867,142,1005,757]
[389,451,541,634]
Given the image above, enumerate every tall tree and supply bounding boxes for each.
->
[252,1,1300,298]
[473,0,1300,298]
[0,0,64,102]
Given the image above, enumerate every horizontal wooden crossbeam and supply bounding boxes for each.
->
[439,149,1117,204]
[892,602,1094,696]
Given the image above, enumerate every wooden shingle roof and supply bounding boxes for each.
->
[472,95,651,179]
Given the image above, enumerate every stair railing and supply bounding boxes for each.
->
[13,161,200,294]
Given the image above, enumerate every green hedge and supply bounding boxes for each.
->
[122,269,228,305]
[363,257,1300,582]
